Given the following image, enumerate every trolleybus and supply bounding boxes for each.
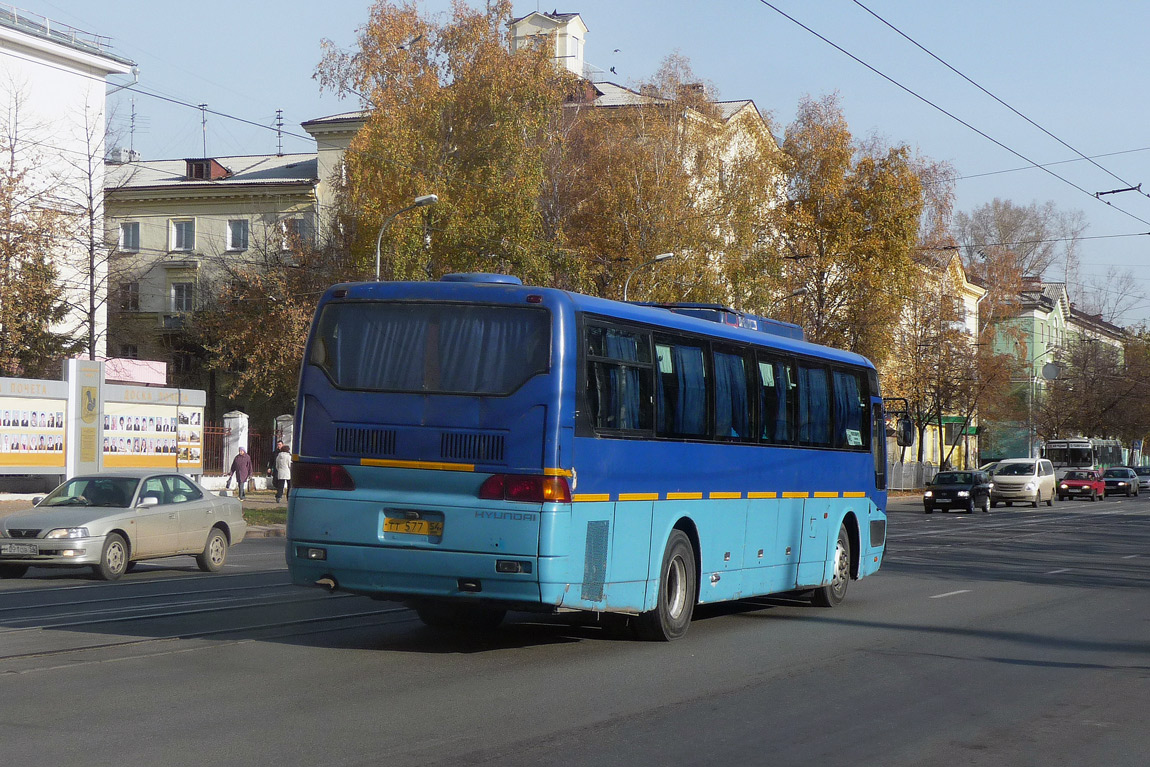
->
[286,274,891,640]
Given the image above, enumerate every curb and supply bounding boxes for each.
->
[244,524,286,539]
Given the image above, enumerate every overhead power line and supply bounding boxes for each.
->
[850,0,1149,200]
[754,0,1150,229]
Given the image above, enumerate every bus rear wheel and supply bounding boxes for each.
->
[813,525,851,607]
[634,529,696,641]
[413,601,505,632]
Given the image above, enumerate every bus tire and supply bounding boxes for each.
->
[414,601,505,632]
[634,529,696,641]
[813,525,851,607]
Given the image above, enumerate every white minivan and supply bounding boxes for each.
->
[990,458,1057,507]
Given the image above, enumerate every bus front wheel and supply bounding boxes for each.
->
[813,525,851,607]
[634,529,697,641]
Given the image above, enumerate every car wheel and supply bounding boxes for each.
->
[195,527,228,573]
[414,601,506,631]
[924,504,933,514]
[0,564,28,578]
[1005,501,1012,507]
[1047,491,1054,507]
[634,529,697,640]
[1032,491,1040,509]
[93,533,128,581]
[981,496,991,514]
[1091,490,1098,502]
[1128,487,1134,498]
[812,525,851,608]
[965,500,975,514]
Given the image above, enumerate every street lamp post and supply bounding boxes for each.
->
[622,252,675,301]
[375,194,439,281]
[1029,346,1061,458]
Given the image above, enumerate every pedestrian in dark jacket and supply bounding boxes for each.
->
[226,446,253,500]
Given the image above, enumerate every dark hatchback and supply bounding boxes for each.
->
[923,470,993,514]
[1103,467,1140,497]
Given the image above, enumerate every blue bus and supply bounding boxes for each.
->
[287,274,889,640]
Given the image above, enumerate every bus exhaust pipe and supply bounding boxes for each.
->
[315,576,338,592]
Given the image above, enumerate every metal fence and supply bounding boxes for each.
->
[202,425,228,475]
[887,461,937,491]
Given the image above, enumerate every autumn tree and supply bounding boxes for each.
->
[0,80,84,376]
[317,0,574,285]
[770,95,935,365]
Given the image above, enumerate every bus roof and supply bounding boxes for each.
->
[319,278,876,371]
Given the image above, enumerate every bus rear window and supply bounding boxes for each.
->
[310,302,551,395]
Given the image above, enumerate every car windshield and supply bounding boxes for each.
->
[933,472,973,485]
[1103,469,1129,478]
[1064,471,1095,480]
[39,477,139,508]
[995,462,1036,476]
[1135,468,1150,476]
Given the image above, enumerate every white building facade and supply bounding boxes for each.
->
[0,8,134,358]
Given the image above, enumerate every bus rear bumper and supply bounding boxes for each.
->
[287,539,543,606]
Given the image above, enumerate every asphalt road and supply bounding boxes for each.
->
[1,493,1147,767]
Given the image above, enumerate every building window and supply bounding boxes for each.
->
[171,219,195,251]
[119,222,140,252]
[172,352,195,374]
[171,282,195,312]
[227,219,249,251]
[282,217,314,249]
[118,282,139,311]
[119,344,138,359]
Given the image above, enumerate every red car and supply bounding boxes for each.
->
[1057,469,1105,501]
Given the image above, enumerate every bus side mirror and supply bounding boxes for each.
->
[896,418,914,447]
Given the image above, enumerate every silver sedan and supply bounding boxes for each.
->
[0,470,246,580]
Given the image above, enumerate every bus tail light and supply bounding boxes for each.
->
[478,474,571,503]
[293,462,356,491]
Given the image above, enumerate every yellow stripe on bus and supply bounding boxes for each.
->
[618,492,659,501]
[666,492,703,500]
[709,492,742,499]
[748,491,777,499]
[360,458,475,472]
[573,493,610,502]
[843,491,867,498]
[813,491,840,498]
[782,491,809,499]
[544,468,573,477]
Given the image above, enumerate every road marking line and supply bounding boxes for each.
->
[1122,554,1138,559]
[929,590,971,599]
[1046,568,1071,574]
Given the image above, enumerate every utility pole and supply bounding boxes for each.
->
[275,110,284,157]
[198,104,208,156]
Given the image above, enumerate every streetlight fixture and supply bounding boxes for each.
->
[1028,345,1061,458]
[375,194,439,281]
[622,252,675,301]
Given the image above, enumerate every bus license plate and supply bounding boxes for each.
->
[383,518,443,537]
[1,543,37,555]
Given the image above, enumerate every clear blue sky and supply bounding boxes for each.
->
[32,0,1150,322]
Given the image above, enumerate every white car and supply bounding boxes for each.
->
[0,470,246,580]
[989,458,1057,508]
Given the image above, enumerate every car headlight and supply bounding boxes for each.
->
[45,527,89,539]
[923,490,933,498]
[1118,481,1127,487]
[1024,482,1036,491]
[1060,483,1068,489]
[957,490,970,497]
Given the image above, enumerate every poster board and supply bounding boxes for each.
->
[0,379,68,472]
[102,385,205,474]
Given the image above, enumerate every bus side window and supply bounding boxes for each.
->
[797,362,832,447]
[655,338,709,438]
[832,369,869,450]
[585,325,654,433]
[713,348,752,440]
[757,355,795,444]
